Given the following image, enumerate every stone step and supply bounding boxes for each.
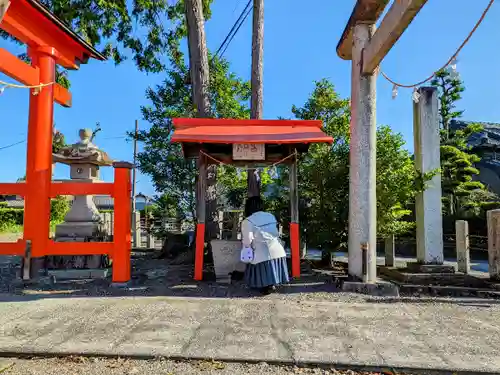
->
[406,263,455,274]
[398,283,500,298]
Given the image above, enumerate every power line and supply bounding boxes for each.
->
[0,140,26,151]
[214,0,252,59]
[219,4,252,59]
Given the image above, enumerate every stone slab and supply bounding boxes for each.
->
[47,268,109,280]
[397,283,500,298]
[210,240,246,282]
[406,262,455,274]
[55,222,100,238]
[379,267,493,289]
[1,296,500,372]
[341,280,399,297]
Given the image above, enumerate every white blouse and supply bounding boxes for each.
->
[241,211,286,265]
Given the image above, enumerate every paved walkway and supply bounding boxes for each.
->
[0,295,500,373]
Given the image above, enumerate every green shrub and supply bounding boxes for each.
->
[0,208,24,232]
[50,196,70,224]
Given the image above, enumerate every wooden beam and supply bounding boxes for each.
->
[362,0,428,74]
[0,0,10,23]
[337,0,390,60]
[50,182,115,197]
[1,13,79,69]
[0,48,39,85]
[54,83,72,107]
[0,48,72,107]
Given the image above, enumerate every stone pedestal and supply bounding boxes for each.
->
[49,163,108,271]
[456,220,470,274]
[487,209,500,281]
[210,240,246,283]
[385,235,395,267]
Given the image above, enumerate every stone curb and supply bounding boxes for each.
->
[0,351,499,375]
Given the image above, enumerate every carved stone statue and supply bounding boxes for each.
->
[53,128,113,167]
[47,128,114,271]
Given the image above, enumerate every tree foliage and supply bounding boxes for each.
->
[52,125,66,154]
[267,79,422,250]
[136,52,252,224]
[431,68,497,217]
[1,0,214,86]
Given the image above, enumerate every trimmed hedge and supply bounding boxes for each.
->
[0,197,71,231]
[0,207,24,227]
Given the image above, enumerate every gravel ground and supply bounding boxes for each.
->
[0,251,356,302]
[0,357,422,375]
[1,252,500,306]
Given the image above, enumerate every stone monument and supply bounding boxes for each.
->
[48,128,114,271]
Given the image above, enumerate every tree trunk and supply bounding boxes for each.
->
[0,0,10,23]
[185,0,218,239]
[185,0,211,118]
[248,0,264,198]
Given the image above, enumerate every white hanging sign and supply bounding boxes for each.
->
[232,144,265,161]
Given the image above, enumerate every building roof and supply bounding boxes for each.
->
[26,0,105,62]
[1,0,105,69]
[171,118,333,144]
[450,120,500,148]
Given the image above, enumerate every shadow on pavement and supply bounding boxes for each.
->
[0,252,341,302]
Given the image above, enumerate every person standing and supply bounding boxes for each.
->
[241,196,289,294]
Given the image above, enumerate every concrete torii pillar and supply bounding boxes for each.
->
[337,0,430,283]
[413,87,444,265]
[348,22,377,282]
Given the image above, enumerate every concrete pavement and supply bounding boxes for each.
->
[0,295,500,373]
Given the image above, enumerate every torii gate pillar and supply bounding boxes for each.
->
[348,22,377,282]
[338,0,429,284]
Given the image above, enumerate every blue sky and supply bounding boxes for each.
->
[0,0,499,197]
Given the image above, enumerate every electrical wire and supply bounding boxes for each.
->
[381,0,495,88]
[218,4,252,58]
[0,140,26,151]
[213,0,252,59]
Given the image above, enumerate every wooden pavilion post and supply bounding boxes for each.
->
[112,162,133,283]
[289,150,300,277]
[195,151,207,280]
[24,46,55,258]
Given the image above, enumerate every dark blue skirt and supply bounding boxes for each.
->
[245,256,290,289]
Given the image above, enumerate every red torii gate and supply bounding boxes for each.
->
[0,0,132,283]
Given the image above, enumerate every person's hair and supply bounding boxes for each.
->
[244,196,264,218]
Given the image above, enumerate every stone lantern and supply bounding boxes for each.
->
[49,128,114,271]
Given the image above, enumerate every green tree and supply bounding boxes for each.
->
[50,196,70,223]
[270,79,422,250]
[431,68,496,217]
[136,52,251,223]
[2,0,214,84]
[52,125,66,154]
[376,125,417,237]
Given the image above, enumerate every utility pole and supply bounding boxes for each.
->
[132,119,139,247]
[248,0,264,197]
[185,0,218,239]
[132,119,138,215]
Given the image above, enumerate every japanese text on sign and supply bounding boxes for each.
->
[232,144,265,160]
